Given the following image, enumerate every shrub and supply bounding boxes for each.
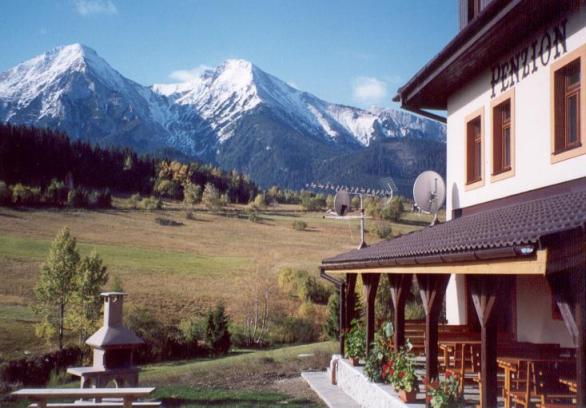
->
[374,221,393,239]
[183,182,202,206]
[292,220,307,231]
[89,189,112,209]
[67,188,89,208]
[381,197,404,222]
[202,182,221,211]
[253,194,267,208]
[271,316,319,344]
[277,268,331,304]
[0,346,84,386]
[351,196,361,211]
[140,196,162,211]
[155,179,181,199]
[45,179,68,206]
[179,317,206,343]
[301,193,326,212]
[405,301,425,320]
[247,208,260,223]
[205,303,231,355]
[128,193,141,209]
[0,181,10,206]
[11,183,42,206]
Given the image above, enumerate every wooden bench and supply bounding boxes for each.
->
[11,387,160,408]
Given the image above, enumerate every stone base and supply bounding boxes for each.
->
[330,355,425,408]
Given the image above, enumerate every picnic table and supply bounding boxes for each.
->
[497,355,575,408]
[439,340,482,394]
[11,387,159,408]
[559,377,577,393]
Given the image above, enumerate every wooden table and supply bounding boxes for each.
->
[497,356,574,408]
[11,387,156,408]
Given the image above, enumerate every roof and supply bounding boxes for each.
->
[394,0,576,110]
[86,325,144,348]
[322,189,586,270]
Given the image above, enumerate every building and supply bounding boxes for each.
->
[321,1,586,407]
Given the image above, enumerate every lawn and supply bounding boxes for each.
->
[0,201,434,359]
[1,342,336,408]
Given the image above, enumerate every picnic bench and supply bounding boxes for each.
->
[11,387,161,408]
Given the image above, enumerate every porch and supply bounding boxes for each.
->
[320,188,586,407]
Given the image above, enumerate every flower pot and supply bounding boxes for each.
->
[349,356,360,366]
[398,389,417,403]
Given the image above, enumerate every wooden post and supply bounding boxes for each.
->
[547,272,578,345]
[345,273,357,331]
[388,274,412,351]
[339,282,346,356]
[469,275,501,408]
[576,268,586,407]
[417,274,450,386]
[362,273,380,355]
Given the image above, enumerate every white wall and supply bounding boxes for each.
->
[445,9,586,218]
[515,275,574,347]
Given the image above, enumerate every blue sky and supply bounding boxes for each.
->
[0,0,457,109]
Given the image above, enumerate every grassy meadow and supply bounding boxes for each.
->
[0,199,435,360]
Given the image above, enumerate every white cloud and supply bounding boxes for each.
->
[169,65,212,82]
[74,0,118,16]
[352,76,388,105]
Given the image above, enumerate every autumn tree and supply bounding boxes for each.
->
[34,227,108,349]
[67,251,108,343]
[34,227,80,349]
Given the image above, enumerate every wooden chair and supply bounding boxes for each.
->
[511,361,575,408]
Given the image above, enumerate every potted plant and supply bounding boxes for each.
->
[344,320,366,365]
[424,370,464,408]
[364,322,394,381]
[383,343,419,403]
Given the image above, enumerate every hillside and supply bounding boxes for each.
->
[0,201,435,360]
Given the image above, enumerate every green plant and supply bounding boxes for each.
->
[384,342,418,392]
[364,321,394,382]
[205,302,231,355]
[344,319,366,360]
[129,193,141,209]
[292,220,307,231]
[141,196,162,210]
[425,370,463,408]
[374,221,393,239]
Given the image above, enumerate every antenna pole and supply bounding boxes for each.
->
[359,194,366,249]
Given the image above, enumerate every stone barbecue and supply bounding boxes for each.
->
[68,292,143,388]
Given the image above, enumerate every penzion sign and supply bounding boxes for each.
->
[491,18,568,98]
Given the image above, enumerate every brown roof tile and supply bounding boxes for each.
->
[322,189,586,267]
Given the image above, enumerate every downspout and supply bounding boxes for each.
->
[320,267,346,355]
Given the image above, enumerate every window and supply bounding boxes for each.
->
[491,89,515,181]
[466,109,484,188]
[467,0,481,22]
[554,59,580,152]
[551,45,586,163]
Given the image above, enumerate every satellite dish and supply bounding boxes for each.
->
[413,171,446,224]
[334,190,351,216]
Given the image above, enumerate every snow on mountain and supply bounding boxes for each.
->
[0,44,446,188]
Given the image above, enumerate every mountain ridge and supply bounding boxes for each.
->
[0,43,446,190]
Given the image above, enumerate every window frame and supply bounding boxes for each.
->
[550,45,586,164]
[490,88,515,182]
[465,107,485,191]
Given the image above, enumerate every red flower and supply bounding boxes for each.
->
[423,376,429,386]
[398,371,405,379]
[445,370,452,379]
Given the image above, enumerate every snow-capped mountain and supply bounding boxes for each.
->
[0,44,446,189]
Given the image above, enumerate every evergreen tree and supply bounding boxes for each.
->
[205,303,231,355]
[323,292,340,340]
[33,227,80,349]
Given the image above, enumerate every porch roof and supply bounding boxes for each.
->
[322,189,586,271]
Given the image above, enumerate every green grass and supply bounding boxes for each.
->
[153,387,320,407]
[141,342,336,382]
[0,234,250,277]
